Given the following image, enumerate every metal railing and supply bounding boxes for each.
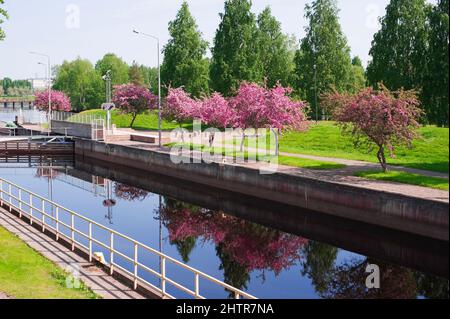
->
[51,111,106,125]
[0,177,256,300]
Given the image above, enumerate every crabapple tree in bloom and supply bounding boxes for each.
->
[164,87,201,124]
[327,86,422,172]
[112,84,157,127]
[34,90,71,112]
[231,82,308,154]
[200,92,235,146]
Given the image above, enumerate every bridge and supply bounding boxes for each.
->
[0,136,74,156]
[0,98,34,109]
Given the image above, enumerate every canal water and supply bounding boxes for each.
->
[0,156,448,299]
[0,108,44,124]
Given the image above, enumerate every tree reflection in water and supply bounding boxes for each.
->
[320,258,449,299]
[160,198,308,296]
[114,183,149,201]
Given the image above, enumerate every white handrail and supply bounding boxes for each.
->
[0,177,256,300]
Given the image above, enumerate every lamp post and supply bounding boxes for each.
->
[313,64,318,123]
[30,51,51,127]
[132,29,162,147]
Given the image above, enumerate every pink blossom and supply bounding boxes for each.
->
[34,90,71,112]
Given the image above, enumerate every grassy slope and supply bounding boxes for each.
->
[355,171,449,191]
[79,110,448,173]
[0,226,97,299]
[280,122,449,173]
[78,109,192,131]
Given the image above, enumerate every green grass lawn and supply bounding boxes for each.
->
[76,109,193,131]
[280,122,449,173]
[78,110,448,173]
[355,170,449,191]
[0,226,98,299]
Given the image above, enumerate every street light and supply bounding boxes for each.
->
[30,51,52,127]
[133,29,162,147]
[313,64,318,123]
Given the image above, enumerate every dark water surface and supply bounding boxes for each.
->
[0,156,448,299]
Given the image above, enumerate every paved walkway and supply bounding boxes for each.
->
[278,151,449,179]
[0,208,146,299]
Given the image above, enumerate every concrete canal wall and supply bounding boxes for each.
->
[51,120,103,140]
[74,139,449,241]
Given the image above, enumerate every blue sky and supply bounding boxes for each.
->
[0,0,436,80]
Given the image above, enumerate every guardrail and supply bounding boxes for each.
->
[0,140,73,156]
[0,177,257,300]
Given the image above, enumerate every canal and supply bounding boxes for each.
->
[0,155,448,299]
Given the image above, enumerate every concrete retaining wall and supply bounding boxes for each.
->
[74,139,449,241]
[51,120,102,140]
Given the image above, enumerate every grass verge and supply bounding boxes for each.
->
[355,170,449,191]
[0,225,98,299]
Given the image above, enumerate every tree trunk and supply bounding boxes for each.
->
[129,113,138,128]
[240,131,246,152]
[377,146,388,172]
[271,128,279,156]
[209,132,215,148]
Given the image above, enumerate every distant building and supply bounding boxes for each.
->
[30,78,48,92]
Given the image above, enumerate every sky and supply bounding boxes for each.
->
[0,0,437,80]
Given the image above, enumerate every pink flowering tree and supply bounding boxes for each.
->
[164,87,201,125]
[112,84,157,128]
[34,90,71,112]
[231,82,308,155]
[200,92,235,146]
[164,87,202,142]
[327,86,422,172]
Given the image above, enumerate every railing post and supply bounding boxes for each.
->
[88,222,92,262]
[41,199,45,232]
[0,180,3,203]
[71,214,75,251]
[133,243,138,290]
[110,232,114,275]
[18,189,22,217]
[161,257,166,296]
[8,184,12,209]
[55,207,59,241]
[195,273,200,299]
[29,193,33,225]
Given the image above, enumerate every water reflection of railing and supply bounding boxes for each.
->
[53,171,107,197]
[0,177,257,300]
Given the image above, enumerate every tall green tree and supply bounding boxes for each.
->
[139,65,158,94]
[257,7,295,87]
[161,1,209,97]
[210,0,263,96]
[366,0,429,92]
[0,0,7,41]
[349,56,367,93]
[294,0,354,120]
[95,53,130,85]
[53,58,103,111]
[423,0,449,126]
[129,61,145,86]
